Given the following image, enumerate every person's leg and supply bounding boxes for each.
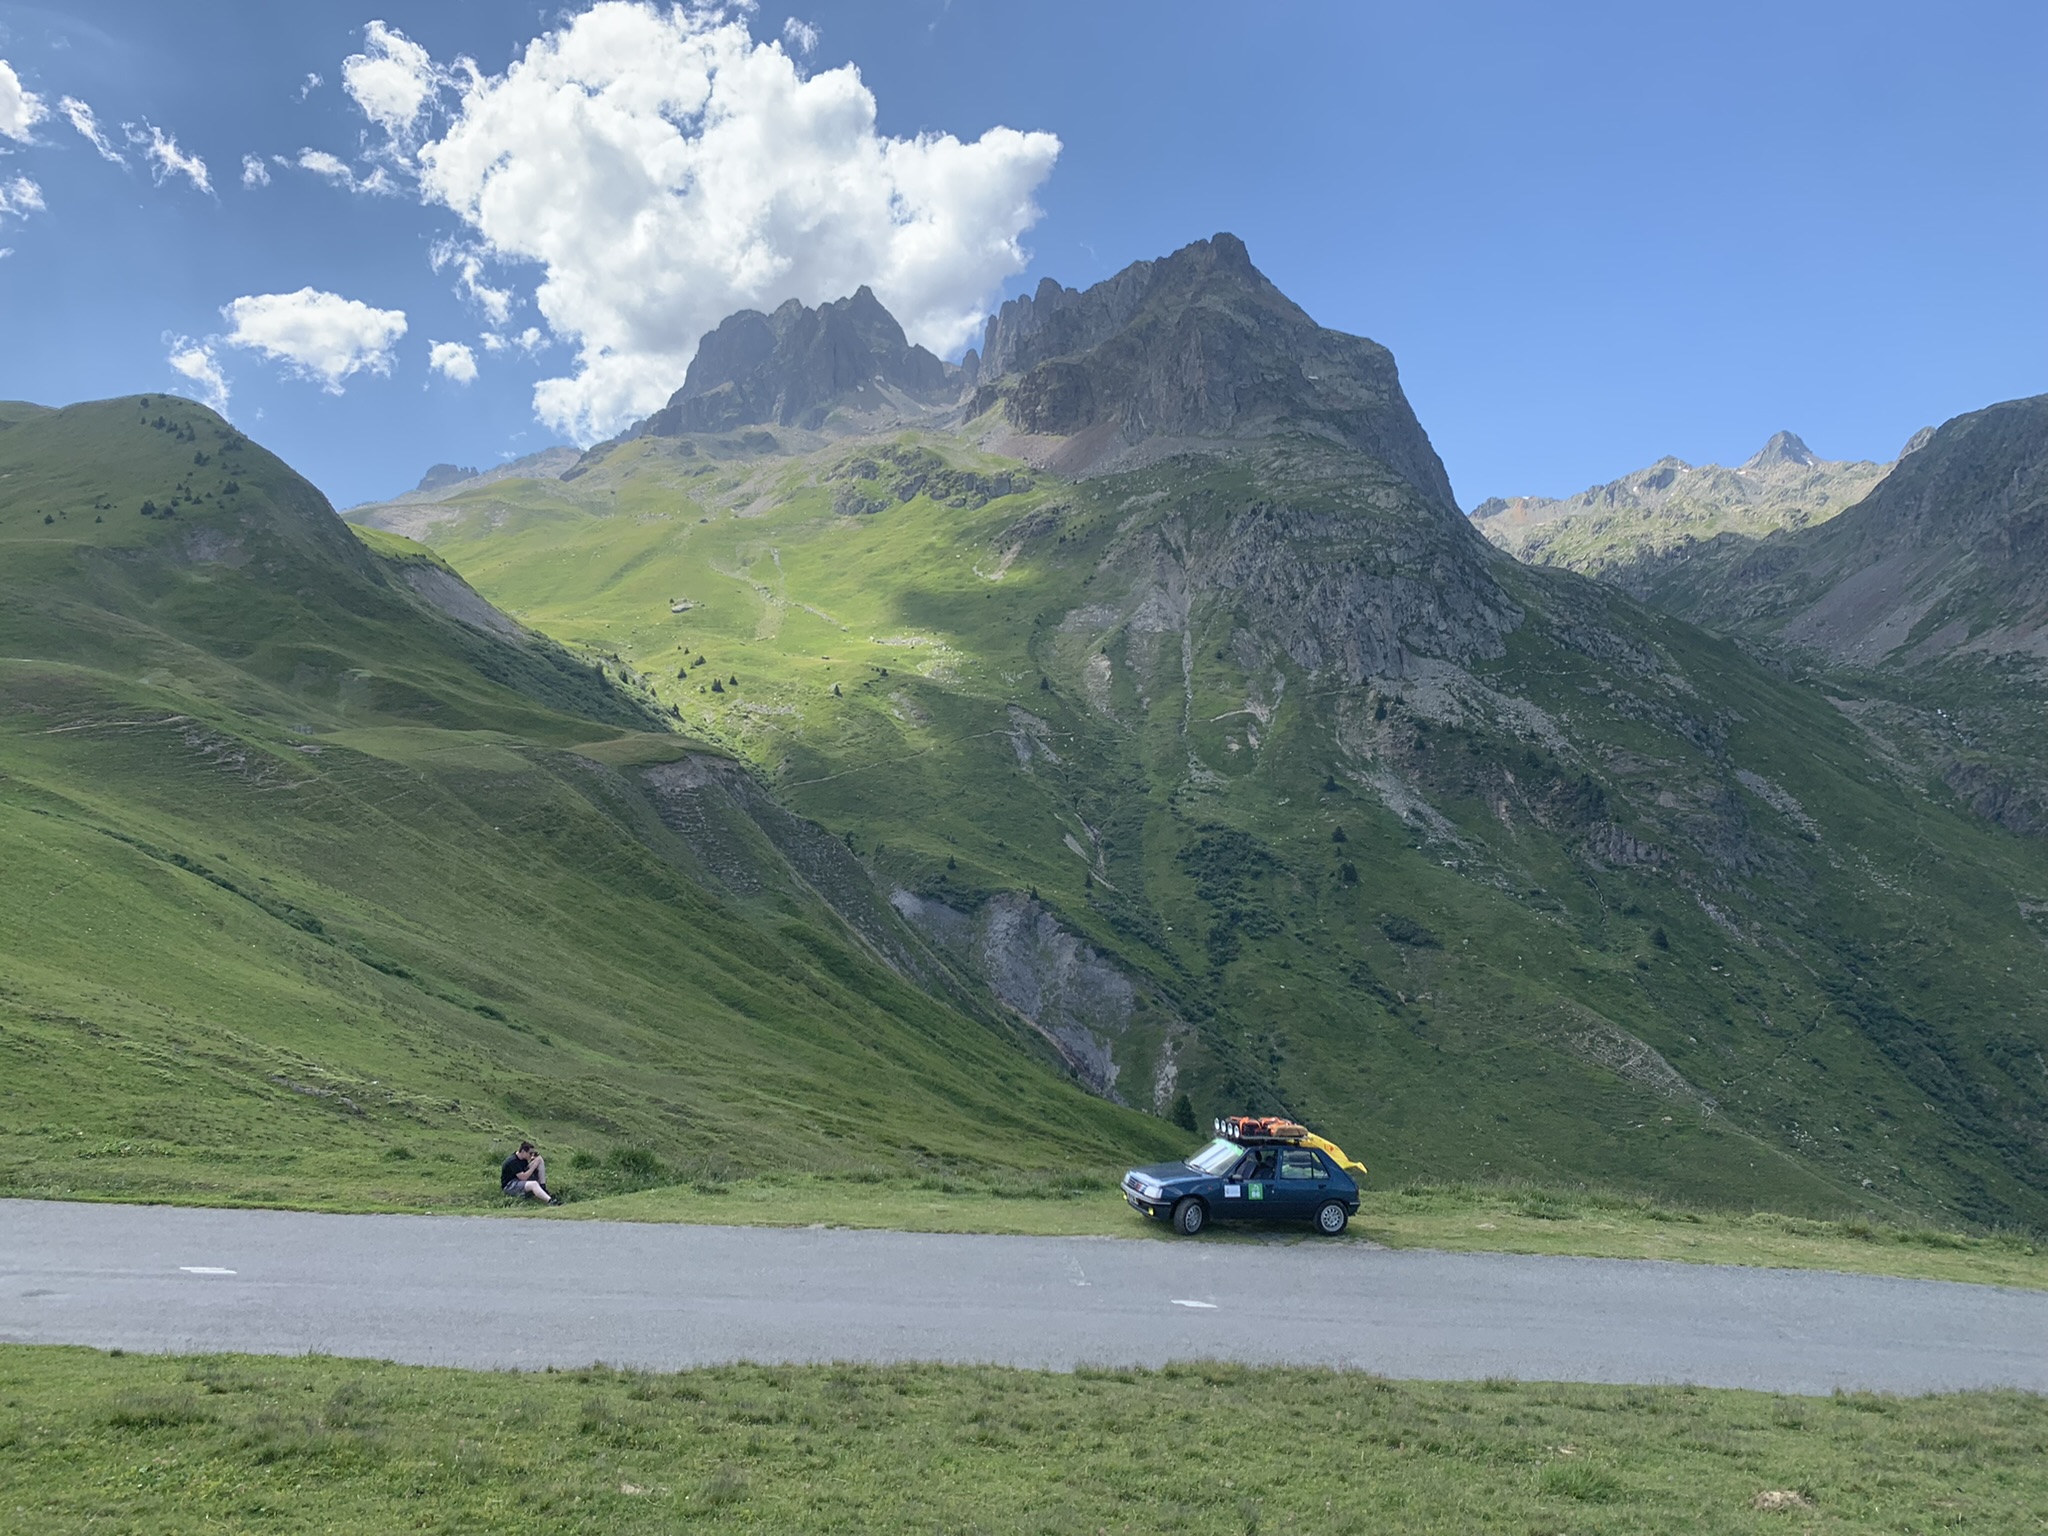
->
[519,1179,553,1203]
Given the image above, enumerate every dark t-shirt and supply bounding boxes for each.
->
[502,1154,531,1187]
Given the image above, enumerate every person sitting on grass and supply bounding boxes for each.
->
[501,1141,553,1203]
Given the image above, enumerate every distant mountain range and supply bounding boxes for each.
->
[1470,431,1901,601]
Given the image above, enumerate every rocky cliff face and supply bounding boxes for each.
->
[634,287,960,437]
[973,234,1460,507]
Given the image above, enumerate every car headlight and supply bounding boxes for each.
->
[1139,1182,1163,1201]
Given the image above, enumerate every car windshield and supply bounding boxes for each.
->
[1184,1137,1244,1174]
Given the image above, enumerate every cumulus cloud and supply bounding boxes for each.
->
[166,336,231,414]
[0,173,44,222]
[373,3,1055,442]
[429,340,478,384]
[299,72,324,100]
[60,97,124,164]
[129,123,211,194]
[0,59,45,143]
[241,153,270,188]
[782,18,820,55]
[342,21,440,145]
[223,287,408,391]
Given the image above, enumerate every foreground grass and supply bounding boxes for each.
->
[1,1348,2040,1534]
[551,1173,2048,1290]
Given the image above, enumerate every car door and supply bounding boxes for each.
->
[1272,1147,1331,1220]
[1219,1147,1277,1218]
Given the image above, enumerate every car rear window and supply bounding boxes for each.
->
[1278,1149,1329,1180]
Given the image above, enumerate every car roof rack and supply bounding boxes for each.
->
[1214,1115,1310,1143]
[1213,1115,1369,1176]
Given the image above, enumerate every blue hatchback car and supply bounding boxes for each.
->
[1122,1134,1361,1236]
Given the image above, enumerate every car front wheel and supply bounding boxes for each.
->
[1315,1200,1349,1236]
[1173,1197,1207,1236]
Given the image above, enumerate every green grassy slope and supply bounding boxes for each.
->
[360,426,2048,1228]
[0,397,1180,1207]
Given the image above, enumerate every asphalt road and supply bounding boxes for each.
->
[4,1201,2044,1396]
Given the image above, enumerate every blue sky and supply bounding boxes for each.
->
[0,1,2041,509]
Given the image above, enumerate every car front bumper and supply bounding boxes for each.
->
[1122,1181,1170,1218]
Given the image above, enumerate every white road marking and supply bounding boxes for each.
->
[179,1266,236,1275]
[1171,1298,1217,1309]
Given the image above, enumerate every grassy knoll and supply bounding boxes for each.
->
[2,1347,2041,1533]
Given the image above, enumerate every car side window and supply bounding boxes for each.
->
[1278,1149,1327,1182]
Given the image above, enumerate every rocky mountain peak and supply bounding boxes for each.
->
[972,233,1458,509]
[416,463,480,494]
[632,286,959,439]
[1899,425,1936,459]
[1743,431,1821,470]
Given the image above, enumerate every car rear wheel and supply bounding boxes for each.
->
[1315,1200,1349,1236]
[1172,1197,1207,1236]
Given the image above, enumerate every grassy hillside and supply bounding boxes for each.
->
[0,397,1181,1208]
[354,424,2048,1228]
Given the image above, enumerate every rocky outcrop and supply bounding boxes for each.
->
[973,234,1461,510]
[416,463,480,493]
[889,887,1188,1105]
[634,287,960,437]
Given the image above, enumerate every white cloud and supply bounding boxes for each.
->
[223,287,408,392]
[429,339,478,384]
[241,153,270,188]
[429,238,514,324]
[0,248,12,260]
[129,123,211,194]
[0,59,45,143]
[342,21,439,145]
[60,97,124,164]
[782,18,819,56]
[481,325,546,355]
[295,148,394,196]
[299,71,324,100]
[0,173,43,222]
[375,2,1055,442]
[166,336,230,414]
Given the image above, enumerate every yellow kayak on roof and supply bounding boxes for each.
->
[1213,1116,1367,1177]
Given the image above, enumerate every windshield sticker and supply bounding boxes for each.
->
[1249,1183,1265,1200]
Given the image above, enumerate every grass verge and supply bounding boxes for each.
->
[1,1346,2041,1533]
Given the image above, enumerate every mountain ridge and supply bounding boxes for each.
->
[1470,434,1894,601]
[631,286,961,440]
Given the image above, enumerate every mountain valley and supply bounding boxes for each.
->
[340,237,2048,1228]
